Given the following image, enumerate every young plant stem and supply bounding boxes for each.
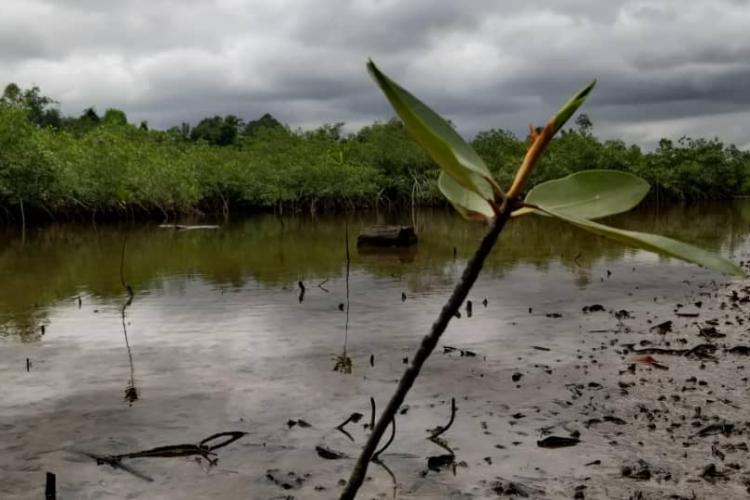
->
[344,220,351,356]
[506,124,554,199]
[339,196,516,500]
[120,236,137,403]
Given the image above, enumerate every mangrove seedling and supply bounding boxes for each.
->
[338,60,744,499]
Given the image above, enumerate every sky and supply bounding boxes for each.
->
[2,0,750,148]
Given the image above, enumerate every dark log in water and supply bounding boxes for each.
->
[356,225,417,247]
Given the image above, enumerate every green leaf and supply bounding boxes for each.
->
[524,170,650,220]
[367,60,498,199]
[551,80,596,134]
[537,206,745,276]
[438,171,495,220]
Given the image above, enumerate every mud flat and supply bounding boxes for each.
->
[2,208,750,498]
[1,267,750,499]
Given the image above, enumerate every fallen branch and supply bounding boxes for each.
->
[87,431,246,480]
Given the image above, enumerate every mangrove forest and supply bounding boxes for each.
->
[1,82,750,225]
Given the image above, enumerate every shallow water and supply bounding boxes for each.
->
[1,203,750,498]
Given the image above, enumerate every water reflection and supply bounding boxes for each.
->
[0,202,748,338]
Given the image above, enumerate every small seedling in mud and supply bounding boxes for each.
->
[334,222,353,374]
[120,237,139,405]
[333,354,353,374]
[338,61,744,499]
[124,384,139,404]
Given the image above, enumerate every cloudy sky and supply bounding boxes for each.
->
[2,0,750,148]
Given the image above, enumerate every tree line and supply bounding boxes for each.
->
[1,82,748,224]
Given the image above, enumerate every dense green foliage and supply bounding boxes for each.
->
[1,82,749,222]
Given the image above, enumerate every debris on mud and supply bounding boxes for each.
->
[315,446,347,460]
[537,436,580,448]
[582,304,606,313]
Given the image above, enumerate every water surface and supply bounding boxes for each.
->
[1,203,749,498]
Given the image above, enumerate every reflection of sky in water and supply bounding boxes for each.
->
[0,202,749,338]
[1,256,710,409]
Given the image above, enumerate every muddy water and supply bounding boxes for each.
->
[1,203,750,499]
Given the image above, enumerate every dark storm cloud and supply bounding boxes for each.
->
[1,0,749,148]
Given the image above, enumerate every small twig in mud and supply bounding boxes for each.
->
[86,454,154,482]
[87,432,247,481]
[372,417,395,461]
[429,398,457,440]
[337,426,355,442]
[90,432,246,466]
[368,397,376,430]
[336,412,364,442]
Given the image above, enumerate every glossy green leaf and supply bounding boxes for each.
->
[438,172,495,220]
[524,170,650,220]
[367,60,498,198]
[537,206,745,276]
[551,80,596,134]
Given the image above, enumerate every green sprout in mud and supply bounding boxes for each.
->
[338,61,744,500]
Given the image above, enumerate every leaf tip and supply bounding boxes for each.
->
[551,79,597,134]
[577,79,597,100]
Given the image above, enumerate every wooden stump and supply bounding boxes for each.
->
[357,225,417,247]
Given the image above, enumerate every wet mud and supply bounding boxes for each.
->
[2,210,750,498]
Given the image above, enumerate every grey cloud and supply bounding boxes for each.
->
[0,0,749,149]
